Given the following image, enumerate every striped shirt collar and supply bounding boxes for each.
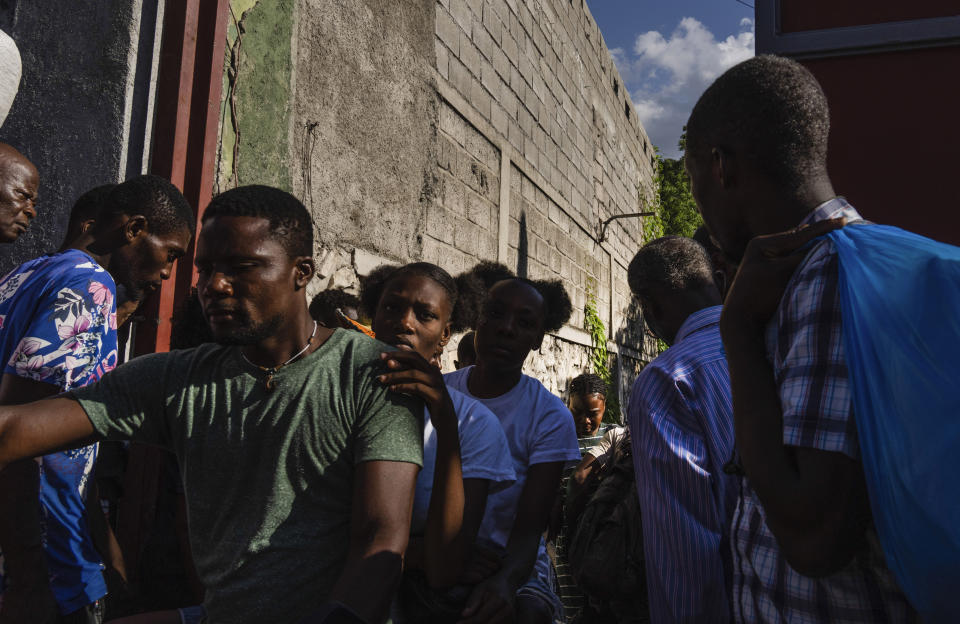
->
[800,196,862,226]
[673,305,723,345]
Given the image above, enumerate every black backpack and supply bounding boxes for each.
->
[566,438,647,602]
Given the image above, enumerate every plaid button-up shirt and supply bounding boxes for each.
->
[731,198,919,623]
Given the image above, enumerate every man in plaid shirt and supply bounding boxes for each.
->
[684,56,918,622]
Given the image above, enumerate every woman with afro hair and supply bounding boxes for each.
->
[363,262,516,622]
[443,263,580,624]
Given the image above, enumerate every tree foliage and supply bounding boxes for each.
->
[650,130,702,239]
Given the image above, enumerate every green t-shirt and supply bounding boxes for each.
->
[71,329,423,623]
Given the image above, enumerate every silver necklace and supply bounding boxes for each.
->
[241,321,318,392]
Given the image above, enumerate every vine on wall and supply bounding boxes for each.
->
[584,282,622,423]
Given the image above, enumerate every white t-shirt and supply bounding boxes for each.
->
[410,386,516,535]
[586,425,629,467]
[443,367,581,550]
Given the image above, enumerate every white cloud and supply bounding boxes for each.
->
[612,17,754,158]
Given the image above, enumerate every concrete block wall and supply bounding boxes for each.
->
[216,0,659,408]
[433,0,659,406]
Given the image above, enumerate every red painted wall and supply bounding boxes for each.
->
[781,0,958,32]
[800,46,960,245]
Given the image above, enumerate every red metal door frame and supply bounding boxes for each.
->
[119,0,230,587]
[135,0,230,356]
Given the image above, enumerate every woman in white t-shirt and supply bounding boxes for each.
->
[444,264,581,624]
[364,262,515,618]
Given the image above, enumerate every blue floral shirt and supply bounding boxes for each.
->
[0,249,118,613]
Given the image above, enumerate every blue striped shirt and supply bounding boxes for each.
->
[628,305,736,623]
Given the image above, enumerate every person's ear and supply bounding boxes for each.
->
[440,323,452,349]
[80,218,96,235]
[712,146,735,190]
[122,215,147,243]
[293,256,315,289]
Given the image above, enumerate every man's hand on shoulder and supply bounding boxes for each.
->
[722,217,845,333]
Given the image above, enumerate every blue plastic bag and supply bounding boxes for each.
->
[828,224,960,622]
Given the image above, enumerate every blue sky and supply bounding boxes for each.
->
[588,1,755,158]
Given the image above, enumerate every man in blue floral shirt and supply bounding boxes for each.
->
[0,175,194,623]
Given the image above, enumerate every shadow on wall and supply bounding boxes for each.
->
[517,210,528,279]
[613,297,652,413]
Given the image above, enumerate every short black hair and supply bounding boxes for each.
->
[98,175,195,237]
[360,262,485,333]
[69,184,115,230]
[203,185,312,257]
[309,289,361,327]
[686,55,830,197]
[628,236,716,296]
[570,373,606,398]
[464,262,573,334]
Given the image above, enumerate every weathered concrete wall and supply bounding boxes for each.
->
[217,0,294,192]
[0,1,156,275]
[214,0,659,406]
[431,0,658,406]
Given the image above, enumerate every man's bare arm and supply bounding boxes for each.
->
[720,218,868,577]
[326,459,419,624]
[722,328,870,576]
[0,392,99,471]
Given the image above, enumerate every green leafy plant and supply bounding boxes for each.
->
[643,131,703,243]
[584,282,622,423]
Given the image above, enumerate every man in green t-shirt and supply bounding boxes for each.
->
[0,185,424,624]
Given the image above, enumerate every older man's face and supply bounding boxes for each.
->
[0,159,39,243]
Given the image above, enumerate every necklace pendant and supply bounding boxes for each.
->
[265,374,277,392]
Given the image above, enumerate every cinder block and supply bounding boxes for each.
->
[465,188,484,225]
[454,218,480,255]
[501,29,519,62]
[492,47,510,81]
[444,176,466,217]
[484,172,500,205]
[518,106,533,137]
[518,50,536,86]
[491,103,508,137]
[480,60,501,101]
[436,39,450,80]
[524,88,540,122]
[437,8,461,55]
[460,32,482,76]
[548,201,562,225]
[437,134,455,171]
[471,78,492,120]
[465,124,498,170]
[449,0,473,33]
[448,56,472,99]
[439,103,466,146]
[501,87,519,120]
[474,20,496,61]
[482,2,503,44]
[509,216,520,246]
[550,248,561,272]
[427,205,455,243]
[480,232,497,259]
[507,117,522,151]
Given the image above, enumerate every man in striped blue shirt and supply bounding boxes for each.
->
[626,236,736,623]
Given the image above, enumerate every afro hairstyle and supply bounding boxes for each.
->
[360,262,485,333]
[463,261,573,334]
